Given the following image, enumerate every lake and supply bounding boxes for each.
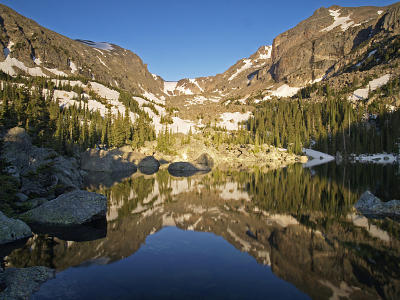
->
[4,162,400,299]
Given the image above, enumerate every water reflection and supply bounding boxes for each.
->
[4,163,400,299]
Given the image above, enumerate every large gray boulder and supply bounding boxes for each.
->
[0,211,32,245]
[0,266,55,300]
[138,156,160,175]
[355,191,400,218]
[20,190,107,226]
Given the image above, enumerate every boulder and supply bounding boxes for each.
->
[0,211,32,245]
[20,190,107,226]
[0,266,55,300]
[138,156,160,175]
[355,191,400,218]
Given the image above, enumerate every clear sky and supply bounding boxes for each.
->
[1,0,398,81]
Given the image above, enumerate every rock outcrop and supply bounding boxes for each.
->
[1,127,83,200]
[168,153,214,177]
[20,190,107,226]
[355,191,400,218]
[0,266,55,300]
[0,211,32,245]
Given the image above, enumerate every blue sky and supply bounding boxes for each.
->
[1,0,397,81]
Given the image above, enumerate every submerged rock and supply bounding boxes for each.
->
[0,266,55,300]
[20,190,107,226]
[0,211,32,245]
[355,191,400,218]
[138,156,160,175]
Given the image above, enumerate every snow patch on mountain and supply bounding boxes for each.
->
[164,81,178,94]
[189,78,204,92]
[69,61,77,73]
[90,81,120,100]
[218,112,251,130]
[321,9,354,32]
[175,83,194,95]
[264,84,300,99]
[349,74,391,101]
[257,46,272,60]
[142,90,165,105]
[377,10,383,15]
[97,56,109,69]
[34,57,42,66]
[44,67,68,77]
[229,59,252,81]
[184,96,220,106]
[0,56,47,77]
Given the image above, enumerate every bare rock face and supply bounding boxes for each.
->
[20,190,107,226]
[1,127,83,199]
[0,211,32,245]
[267,5,391,86]
[355,191,400,218]
[0,266,55,300]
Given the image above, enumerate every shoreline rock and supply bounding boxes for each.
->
[355,191,400,219]
[20,190,107,226]
[0,211,32,245]
[0,266,55,300]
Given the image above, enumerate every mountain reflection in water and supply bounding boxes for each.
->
[5,163,400,300]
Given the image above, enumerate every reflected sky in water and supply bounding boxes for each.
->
[32,227,309,300]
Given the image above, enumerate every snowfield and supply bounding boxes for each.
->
[189,78,204,92]
[302,148,335,168]
[44,67,68,77]
[349,74,391,101]
[164,81,178,94]
[257,45,272,60]
[175,83,194,95]
[351,153,398,164]
[264,84,300,100]
[229,59,252,81]
[321,9,355,32]
[184,95,220,106]
[217,112,252,130]
[69,61,77,73]
[0,56,47,77]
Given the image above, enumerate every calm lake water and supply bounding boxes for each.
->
[4,162,400,299]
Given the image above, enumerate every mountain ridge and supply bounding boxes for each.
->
[0,2,399,130]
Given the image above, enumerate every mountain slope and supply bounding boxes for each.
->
[0,4,163,98]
